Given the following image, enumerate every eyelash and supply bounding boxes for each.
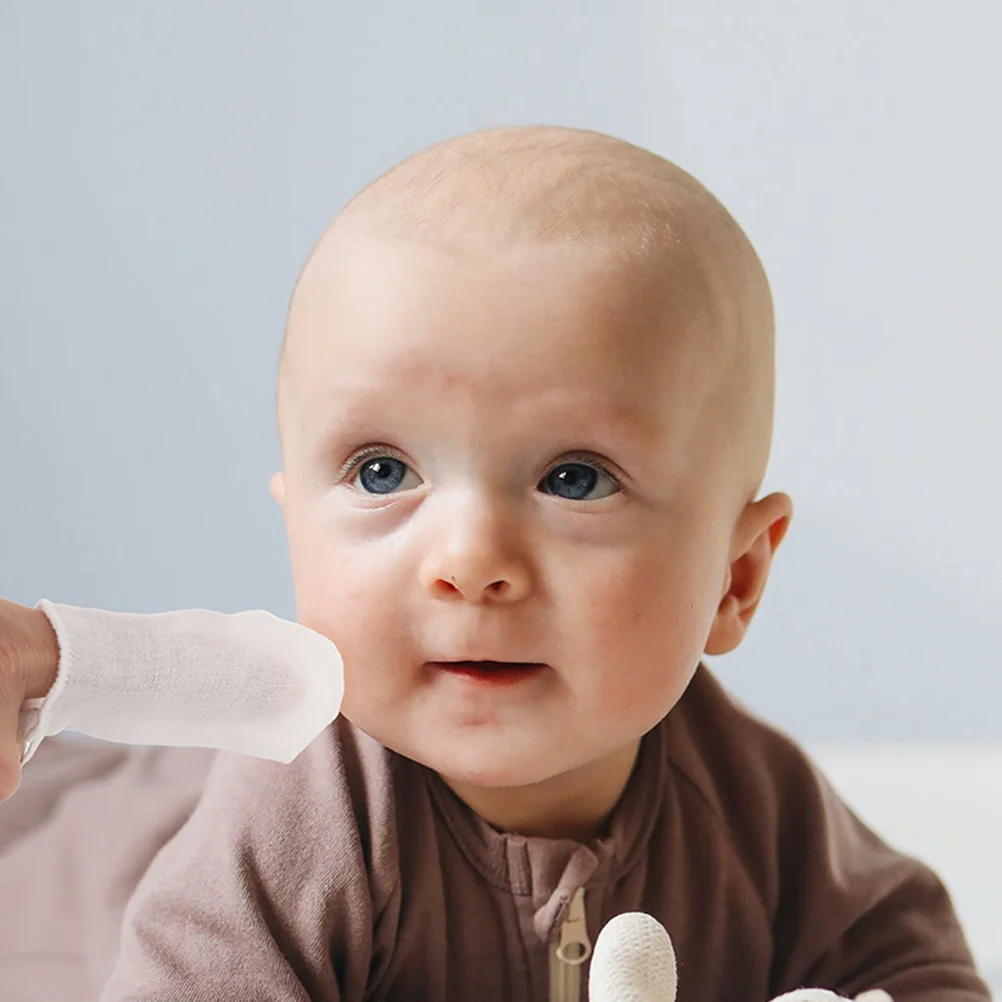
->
[336,445,405,482]
[553,452,624,493]
[337,446,625,493]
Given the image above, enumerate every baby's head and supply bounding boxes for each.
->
[270,126,792,838]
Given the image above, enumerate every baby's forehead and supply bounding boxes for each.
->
[287,247,725,462]
[278,128,773,466]
[292,232,710,369]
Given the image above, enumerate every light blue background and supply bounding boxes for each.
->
[2,1,999,744]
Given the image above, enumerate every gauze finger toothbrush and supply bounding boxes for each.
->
[589,911,678,1002]
[18,601,344,765]
[589,910,894,1002]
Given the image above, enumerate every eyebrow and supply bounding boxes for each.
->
[301,390,664,467]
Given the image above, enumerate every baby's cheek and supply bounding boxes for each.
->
[579,552,680,638]
[579,556,709,708]
[290,549,375,656]
[308,573,416,716]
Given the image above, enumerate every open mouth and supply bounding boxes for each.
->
[432,661,547,685]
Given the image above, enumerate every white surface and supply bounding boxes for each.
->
[808,744,1002,994]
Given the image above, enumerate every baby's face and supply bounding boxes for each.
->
[274,236,744,800]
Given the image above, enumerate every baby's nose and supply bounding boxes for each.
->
[418,503,532,603]
[440,576,515,600]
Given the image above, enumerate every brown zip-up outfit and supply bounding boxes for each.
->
[0,665,990,1001]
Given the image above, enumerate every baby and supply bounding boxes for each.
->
[0,126,990,1001]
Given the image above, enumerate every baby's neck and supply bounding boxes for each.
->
[442,740,641,842]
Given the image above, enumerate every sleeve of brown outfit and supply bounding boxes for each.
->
[97,724,386,1002]
[767,749,991,1002]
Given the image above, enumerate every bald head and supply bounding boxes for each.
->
[277,125,775,499]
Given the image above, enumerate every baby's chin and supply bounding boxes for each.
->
[395,726,611,792]
[431,750,564,791]
[346,710,564,786]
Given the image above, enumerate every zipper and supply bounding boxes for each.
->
[549,886,593,1002]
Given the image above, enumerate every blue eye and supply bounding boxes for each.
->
[539,462,619,501]
[353,457,422,495]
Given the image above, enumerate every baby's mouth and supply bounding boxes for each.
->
[430,661,547,686]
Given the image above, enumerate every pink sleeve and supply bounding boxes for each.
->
[99,733,380,1002]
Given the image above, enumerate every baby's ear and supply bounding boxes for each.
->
[703,492,792,657]
[269,471,286,508]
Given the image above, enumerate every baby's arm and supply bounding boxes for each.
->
[98,725,378,1002]
[769,760,990,1001]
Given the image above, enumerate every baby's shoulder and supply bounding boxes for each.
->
[192,717,416,899]
[664,666,839,872]
[100,721,416,998]
[203,713,402,829]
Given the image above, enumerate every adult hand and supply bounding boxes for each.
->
[0,598,59,801]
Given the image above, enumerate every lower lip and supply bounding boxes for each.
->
[433,662,545,686]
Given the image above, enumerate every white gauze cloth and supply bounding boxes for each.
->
[589,912,678,1002]
[588,911,893,1002]
[17,600,344,765]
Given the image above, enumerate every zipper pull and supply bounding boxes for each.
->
[550,887,593,1002]
[557,886,593,965]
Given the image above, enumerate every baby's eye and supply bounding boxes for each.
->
[538,462,620,501]
[351,456,423,495]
